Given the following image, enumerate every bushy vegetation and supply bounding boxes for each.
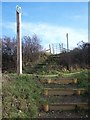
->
[2,35,90,74]
[23,42,90,74]
[2,34,42,73]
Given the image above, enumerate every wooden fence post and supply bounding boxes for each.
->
[52,44,54,54]
[49,44,51,54]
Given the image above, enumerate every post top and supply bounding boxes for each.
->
[16,5,22,13]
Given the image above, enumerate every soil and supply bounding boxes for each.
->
[43,83,78,89]
[38,110,89,118]
[46,95,88,103]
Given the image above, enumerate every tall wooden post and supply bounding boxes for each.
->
[61,43,63,52]
[16,6,22,75]
[66,33,70,70]
[49,44,51,54]
[59,43,61,53]
[52,44,54,54]
[66,33,69,52]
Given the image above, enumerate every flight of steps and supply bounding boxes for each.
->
[25,55,61,74]
[38,77,89,118]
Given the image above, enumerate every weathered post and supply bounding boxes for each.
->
[52,44,54,54]
[59,43,61,53]
[66,33,70,70]
[16,5,22,75]
[61,43,63,52]
[66,33,69,52]
[49,44,51,54]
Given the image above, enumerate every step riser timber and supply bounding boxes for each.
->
[43,89,86,96]
[41,76,88,116]
[43,103,89,112]
[41,79,77,84]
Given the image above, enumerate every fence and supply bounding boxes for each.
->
[45,43,67,54]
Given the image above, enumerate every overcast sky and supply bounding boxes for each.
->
[1,2,88,51]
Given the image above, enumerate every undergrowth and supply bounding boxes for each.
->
[2,74,43,118]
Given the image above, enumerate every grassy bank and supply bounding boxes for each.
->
[61,70,90,89]
[2,74,43,118]
[2,70,90,118]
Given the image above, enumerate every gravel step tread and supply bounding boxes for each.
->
[38,110,89,118]
[43,84,78,89]
[45,95,88,103]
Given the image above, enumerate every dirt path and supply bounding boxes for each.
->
[38,110,88,118]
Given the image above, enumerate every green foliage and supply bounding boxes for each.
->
[61,70,90,89]
[2,74,43,118]
[2,70,90,118]
[76,71,90,89]
[2,35,42,73]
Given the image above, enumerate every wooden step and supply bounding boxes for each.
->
[43,103,89,112]
[38,74,58,78]
[38,63,46,66]
[50,55,60,58]
[47,95,88,103]
[43,83,78,89]
[43,88,87,96]
[41,78,77,84]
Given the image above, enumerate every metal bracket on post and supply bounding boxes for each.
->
[16,5,22,75]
